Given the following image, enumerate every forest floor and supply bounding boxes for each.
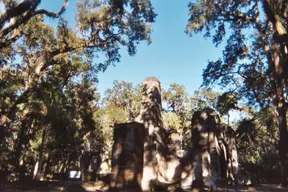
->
[1,180,288,192]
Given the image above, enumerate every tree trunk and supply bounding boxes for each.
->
[44,153,50,180]
[13,119,31,180]
[262,1,288,184]
[275,83,288,185]
[33,126,48,180]
[275,73,288,185]
[271,41,288,185]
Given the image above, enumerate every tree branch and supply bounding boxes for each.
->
[8,88,33,120]
[0,29,22,48]
[0,0,41,29]
[262,0,287,35]
[274,34,288,44]
[34,0,68,18]
[0,0,69,49]
[50,33,121,57]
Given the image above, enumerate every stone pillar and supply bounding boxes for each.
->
[139,77,168,191]
[190,110,206,189]
[206,108,222,187]
[109,122,145,192]
[190,108,221,190]
[224,126,238,185]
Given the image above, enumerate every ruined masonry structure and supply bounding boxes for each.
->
[190,108,221,189]
[109,77,239,191]
[189,108,239,189]
[139,77,169,191]
[109,77,168,192]
[109,122,145,192]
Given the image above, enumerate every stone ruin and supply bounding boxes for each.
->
[109,77,239,191]
[188,108,238,189]
[109,122,145,191]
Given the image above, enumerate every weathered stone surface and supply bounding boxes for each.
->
[189,108,223,190]
[223,125,239,184]
[138,77,193,190]
[139,77,170,191]
[188,108,239,190]
[109,122,145,192]
[111,77,239,191]
[157,129,182,184]
[177,147,200,189]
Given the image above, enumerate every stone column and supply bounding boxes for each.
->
[139,77,168,191]
[109,122,145,192]
[206,108,222,187]
[157,129,182,183]
[224,126,239,185]
[190,108,221,190]
[190,110,206,189]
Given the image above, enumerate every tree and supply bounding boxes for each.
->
[216,91,240,125]
[186,0,288,184]
[236,107,280,183]
[103,80,142,121]
[163,83,189,114]
[162,85,220,150]
[1,0,157,122]
[0,0,157,181]
[162,83,190,151]
[189,87,220,111]
[0,0,68,50]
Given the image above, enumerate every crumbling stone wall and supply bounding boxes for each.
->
[157,129,182,184]
[109,76,239,191]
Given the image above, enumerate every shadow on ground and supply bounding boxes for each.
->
[1,181,287,192]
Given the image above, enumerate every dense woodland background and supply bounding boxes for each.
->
[0,0,288,188]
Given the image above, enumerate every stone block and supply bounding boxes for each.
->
[109,122,145,192]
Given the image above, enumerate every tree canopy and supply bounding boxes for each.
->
[186,0,288,183]
[0,0,157,181]
[0,0,288,189]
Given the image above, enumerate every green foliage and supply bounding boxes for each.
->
[216,91,239,115]
[103,80,142,120]
[236,114,280,182]
[163,112,181,130]
[163,83,189,114]
[1,0,285,184]
[186,0,288,180]
[186,0,272,108]
[75,0,156,65]
[0,0,157,179]
[189,87,220,111]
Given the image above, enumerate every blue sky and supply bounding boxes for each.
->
[40,0,225,96]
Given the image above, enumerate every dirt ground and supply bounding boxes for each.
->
[1,181,288,192]
[216,184,288,192]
